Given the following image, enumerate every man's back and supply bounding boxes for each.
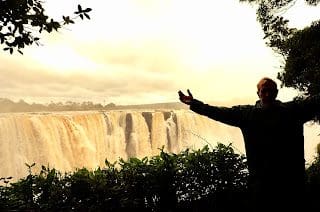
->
[238,100,305,184]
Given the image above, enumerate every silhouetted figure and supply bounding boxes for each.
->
[178,77,320,211]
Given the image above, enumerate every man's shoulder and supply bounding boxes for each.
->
[232,104,255,110]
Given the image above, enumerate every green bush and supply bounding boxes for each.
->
[0,143,274,211]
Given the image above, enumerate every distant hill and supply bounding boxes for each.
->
[108,102,188,110]
[0,98,188,113]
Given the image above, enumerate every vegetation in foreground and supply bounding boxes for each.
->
[0,143,320,211]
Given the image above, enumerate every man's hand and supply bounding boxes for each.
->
[178,89,193,105]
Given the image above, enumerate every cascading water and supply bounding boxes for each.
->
[0,110,244,180]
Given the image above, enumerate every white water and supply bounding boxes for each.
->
[0,109,319,180]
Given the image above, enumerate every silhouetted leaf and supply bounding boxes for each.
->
[78,4,82,12]
[83,8,92,13]
[84,13,90,20]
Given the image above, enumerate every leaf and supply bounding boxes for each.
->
[77,4,82,12]
[84,13,90,20]
[83,8,92,13]
[33,6,40,14]
[28,0,33,6]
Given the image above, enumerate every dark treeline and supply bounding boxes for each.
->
[0,98,186,113]
[0,98,116,112]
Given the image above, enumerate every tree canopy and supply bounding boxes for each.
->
[0,0,91,54]
[278,21,320,96]
[240,0,320,96]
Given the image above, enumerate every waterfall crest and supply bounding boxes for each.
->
[0,110,243,180]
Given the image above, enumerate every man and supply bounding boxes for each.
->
[178,77,320,211]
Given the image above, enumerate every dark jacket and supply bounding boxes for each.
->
[190,95,320,191]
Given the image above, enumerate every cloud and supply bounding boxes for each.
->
[0,52,180,104]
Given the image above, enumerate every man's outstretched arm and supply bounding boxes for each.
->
[178,90,243,127]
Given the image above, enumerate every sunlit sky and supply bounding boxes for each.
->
[1,0,319,105]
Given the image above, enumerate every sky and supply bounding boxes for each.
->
[0,0,320,106]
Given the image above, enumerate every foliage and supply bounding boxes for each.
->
[239,0,311,51]
[239,0,320,98]
[277,21,320,96]
[0,143,249,211]
[239,0,319,51]
[0,0,91,54]
[1,142,320,211]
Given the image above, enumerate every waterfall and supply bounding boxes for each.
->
[0,110,244,180]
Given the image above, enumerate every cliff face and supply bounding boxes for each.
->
[0,109,244,180]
